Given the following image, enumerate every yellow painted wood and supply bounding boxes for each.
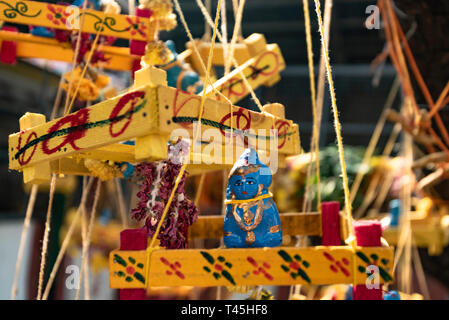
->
[189,212,322,239]
[109,250,148,289]
[135,134,169,161]
[0,31,136,71]
[9,86,158,170]
[134,66,168,89]
[19,113,51,184]
[383,224,448,255]
[204,44,286,104]
[50,157,90,176]
[79,143,136,163]
[243,33,267,57]
[0,0,155,41]
[134,67,167,161]
[109,246,394,288]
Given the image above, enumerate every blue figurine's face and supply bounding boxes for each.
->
[229,171,260,200]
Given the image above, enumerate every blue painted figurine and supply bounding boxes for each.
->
[161,40,204,94]
[224,149,282,248]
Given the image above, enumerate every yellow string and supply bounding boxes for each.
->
[302,0,321,212]
[312,0,354,238]
[149,0,223,250]
[42,177,94,300]
[194,0,264,111]
[173,0,233,106]
[62,0,88,116]
[75,180,101,300]
[224,192,273,205]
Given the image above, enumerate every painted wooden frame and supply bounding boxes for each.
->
[185,34,285,104]
[0,30,137,71]
[109,246,394,289]
[8,66,300,183]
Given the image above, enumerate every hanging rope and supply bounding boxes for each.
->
[301,0,321,213]
[114,178,128,228]
[350,76,401,206]
[36,174,57,300]
[75,180,102,300]
[224,0,246,75]
[194,0,264,110]
[62,0,88,116]
[42,177,94,300]
[10,184,39,300]
[173,0,233,106]
[312,0,354,238]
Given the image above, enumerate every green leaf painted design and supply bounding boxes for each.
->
[378,266,393,282]
[137,263,144,269]
[203,266,211,273]
[200,251,215,265]
[358,266,366,273]
[294,254,302,261]
[114,254,127,267]
[356,251,371,264]
[117,271,125,277]
[221,270,236,285]
[133,272,145,284]
[281,265,289,272]
[297,269,311,283]
[381,258,389,265]
[0,1,41,19]
[278,250,292,263]
[302,260,310,268]
[125,276,133,282]
[80,12,132,33]
[217,256,225,262]
[370,254,379,261]
[225,262,232,269]
[213,272,221,280]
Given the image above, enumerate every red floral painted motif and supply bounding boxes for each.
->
[247,256,273,281]
[323,252,351,277]
[160,257,185,279]
[126,17,147,38]
[47,4,71,26]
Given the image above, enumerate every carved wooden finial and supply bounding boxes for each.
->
[262,103,285,119]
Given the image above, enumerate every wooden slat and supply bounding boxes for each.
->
[204,44,286,104]
[0,0,155,41]
[0,31,136,71]
[9,86,158,170]
[109,246,394,288]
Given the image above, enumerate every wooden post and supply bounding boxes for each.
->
[352,220,383,300]
[0,26,18,64]
[321,201,341,245]
[119,228,147,300]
